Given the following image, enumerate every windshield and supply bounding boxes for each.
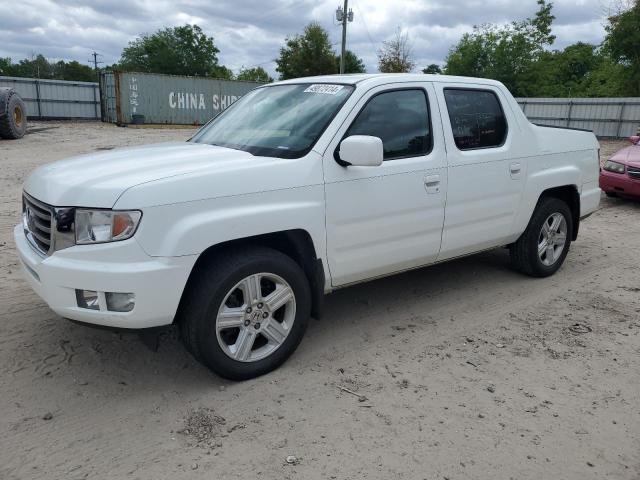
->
[190,83,354,158]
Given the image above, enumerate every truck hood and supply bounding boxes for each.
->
[610,144,640,166]
[23,142,257,208]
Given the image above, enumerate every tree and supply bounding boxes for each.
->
[422,64,442,74]
[275,23,367,79]
[579,58,629,97]
[604,0,640,95]
[118,24,222,76]
[443,31,491,78]
[236,66,273,83]
[377,28,415,73]
[54,60,96,82]
[520,43,622,97]
[444,0,556,95]
[441,0,634,97]
[276,23,337,79]
[335,50,366,73]
[17,54,54,78]
[0,54,95,81]
[210,65,234,80]
[0,57,13,75]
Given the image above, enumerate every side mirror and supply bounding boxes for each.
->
[629,135,640,145]
[338,135,383,167]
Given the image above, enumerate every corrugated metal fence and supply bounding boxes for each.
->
[516,97,640,138]
[100,71,261,125]
[0,76,100,119]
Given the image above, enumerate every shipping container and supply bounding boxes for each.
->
[100,71,262,125]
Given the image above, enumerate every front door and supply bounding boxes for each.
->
[323,83,447,286]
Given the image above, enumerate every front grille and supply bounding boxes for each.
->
[23,193,53,255]
[627,166,640,180]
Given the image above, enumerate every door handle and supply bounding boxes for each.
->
[510,162,522,179]
[424,174,440,194]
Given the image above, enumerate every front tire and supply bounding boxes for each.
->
[510,197,573,277]
[178,247,311,380]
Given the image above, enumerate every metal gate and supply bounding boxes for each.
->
[0,76,100,119]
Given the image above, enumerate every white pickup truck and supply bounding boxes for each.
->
[15,74,601,379]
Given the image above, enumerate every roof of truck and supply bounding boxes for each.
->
[273,73,505,88]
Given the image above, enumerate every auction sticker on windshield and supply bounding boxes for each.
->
[303,84,344,95]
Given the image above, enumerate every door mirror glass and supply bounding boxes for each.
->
[339,135,383,166]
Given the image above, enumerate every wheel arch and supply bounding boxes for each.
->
[537,185,580,240]
[175,229,325,323]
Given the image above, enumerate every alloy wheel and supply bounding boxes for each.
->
[538,212,568,266]
[215,272,296,362]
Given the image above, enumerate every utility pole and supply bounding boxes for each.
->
[89,51,103,72]
[88,51,104,120]
[336,1,354,74]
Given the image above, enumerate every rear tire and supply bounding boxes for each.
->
[178,246,311,380]
[0,89,27,139]
[605,191,617,198]
[510,197,573,277]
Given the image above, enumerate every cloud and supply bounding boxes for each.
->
[0,0,612,77]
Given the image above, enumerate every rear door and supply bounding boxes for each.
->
[435,84,525,260]
[323,82,447,286]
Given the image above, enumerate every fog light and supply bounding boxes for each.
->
[105,292,135,312]
[76,289,99,310]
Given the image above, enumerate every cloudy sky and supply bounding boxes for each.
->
[0,0,615,77]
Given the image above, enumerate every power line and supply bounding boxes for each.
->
[352,0,377,55]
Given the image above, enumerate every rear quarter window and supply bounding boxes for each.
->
[444,88,507,150]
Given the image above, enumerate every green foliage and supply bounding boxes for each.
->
[276,23,366,79]
[210,65,234,80]
[336,50,366,74]
[53,60,97,82]
[422,64,442,74]
[378,28,415,73]
[604,0,640,95]
[276,23,336,79]
[118,24,221,76]
[236,66,273,83]
[520,43,631,97]
[580,58,630,97]
[0,54,96,81]
[444,0,633,97]
[0,58,11,75]
[445,0,555,95]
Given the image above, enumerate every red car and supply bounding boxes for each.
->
[600,135,640,199]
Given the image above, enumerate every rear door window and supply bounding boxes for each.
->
[345,89,432,160]
[444,88,507,150]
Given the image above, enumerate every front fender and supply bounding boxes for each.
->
[132,186,327,260]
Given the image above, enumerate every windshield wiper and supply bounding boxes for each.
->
[207,142,254,155]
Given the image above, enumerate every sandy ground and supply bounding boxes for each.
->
[0,123,638,480]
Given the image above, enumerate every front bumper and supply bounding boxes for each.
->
[599,170,640,198]
[14,224,197,329]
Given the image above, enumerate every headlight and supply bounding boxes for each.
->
[75,210,142,244]
[603,160,625,174]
